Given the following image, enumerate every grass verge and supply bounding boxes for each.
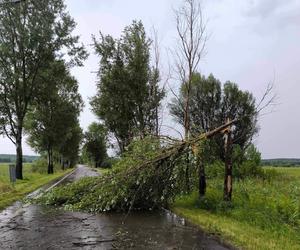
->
[0,163,71,211]
[172,167,300,250]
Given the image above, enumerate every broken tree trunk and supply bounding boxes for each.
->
[223,119,233,201]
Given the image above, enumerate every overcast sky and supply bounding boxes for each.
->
[0,0,299,159]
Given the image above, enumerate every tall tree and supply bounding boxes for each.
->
[170,76,258,149]
[170,73,221,196]
[0,0,87,179]
[173,0,207,140]
[91,21,165,152]
[170,73,258,198]
[25,60,83,174]
[82,122,107,168]
[59,123,83,169]
[173,0,207,192]
[170,73,221,135]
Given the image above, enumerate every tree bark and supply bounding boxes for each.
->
[47,147,54,174]
[223,125,233,201]
[15,128,23,180]
[61,156,64,170]
[198,161,206,197]
[185,153,191,193]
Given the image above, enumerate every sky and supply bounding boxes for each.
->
[0,0,299,159]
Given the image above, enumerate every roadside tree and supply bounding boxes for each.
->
[0,0,87,179]
[91,21,165,153]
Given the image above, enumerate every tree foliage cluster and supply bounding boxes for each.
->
[91,21,165,153]
[39,137,171,212]
[25,60,83,173]
[169,73,260,199]
[0,0,87,178]
[81,122,107,168]
[169,73,257,158]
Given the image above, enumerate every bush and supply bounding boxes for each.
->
[31,157,61,174]
[31,158,47,174]
[233,144,263,179]
[206,160,224,179]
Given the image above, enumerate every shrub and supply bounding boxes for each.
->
[206,160,224,179]
[31,157,61,174]
[233,144,263,179]
[31,158,47,174]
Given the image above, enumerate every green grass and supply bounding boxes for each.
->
[95,168,111,175]
[172,167,300,250]
[0,163,71,211]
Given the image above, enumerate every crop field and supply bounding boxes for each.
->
[172,167,300,250]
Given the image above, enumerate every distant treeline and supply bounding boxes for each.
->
[261,158,300,167]
[0,154,39,163]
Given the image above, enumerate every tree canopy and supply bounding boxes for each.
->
[25,60,83,174]
[0,0,87,179]
[169,73,258,158]
[82,122,107,168]
[91,20,165,153]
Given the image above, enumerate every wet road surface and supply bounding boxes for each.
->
[0,165,231,250]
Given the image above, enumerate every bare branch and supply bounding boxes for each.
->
[173,0,208,139]
[256,77,278,116]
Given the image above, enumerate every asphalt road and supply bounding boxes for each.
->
[0,165,232,250]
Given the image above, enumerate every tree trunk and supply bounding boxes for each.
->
[47,147,54,174]
[185,152,191,193]
[199,161,206,197]
[61,156,65,170]
[15,129,23,180]
[223,125,233,201]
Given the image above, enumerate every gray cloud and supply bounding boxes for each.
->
[246,0,287,18]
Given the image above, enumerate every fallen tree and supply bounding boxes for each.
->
[38,120,236,212]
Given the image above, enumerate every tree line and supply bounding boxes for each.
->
[0,0,87,178]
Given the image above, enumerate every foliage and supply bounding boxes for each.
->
[233,144,262,179]
[91,20,165,152]
[205,160,224,179]
[0,0,87,179]
[31,157,48,174]
[205,144,263,180]
[0,154,38,163]
[169,73,258,160]
[25,60,83,174]
[170,73,221,135]
[38,122,236,212]
[39,137,185,212]
[261,159,300,167]
[82,122,107,168]
[31,157,62,174]
[59,123,83,168]
[173,167,300,250]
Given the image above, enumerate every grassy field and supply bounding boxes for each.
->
[0,163,70,211]
[172,167,300,250]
